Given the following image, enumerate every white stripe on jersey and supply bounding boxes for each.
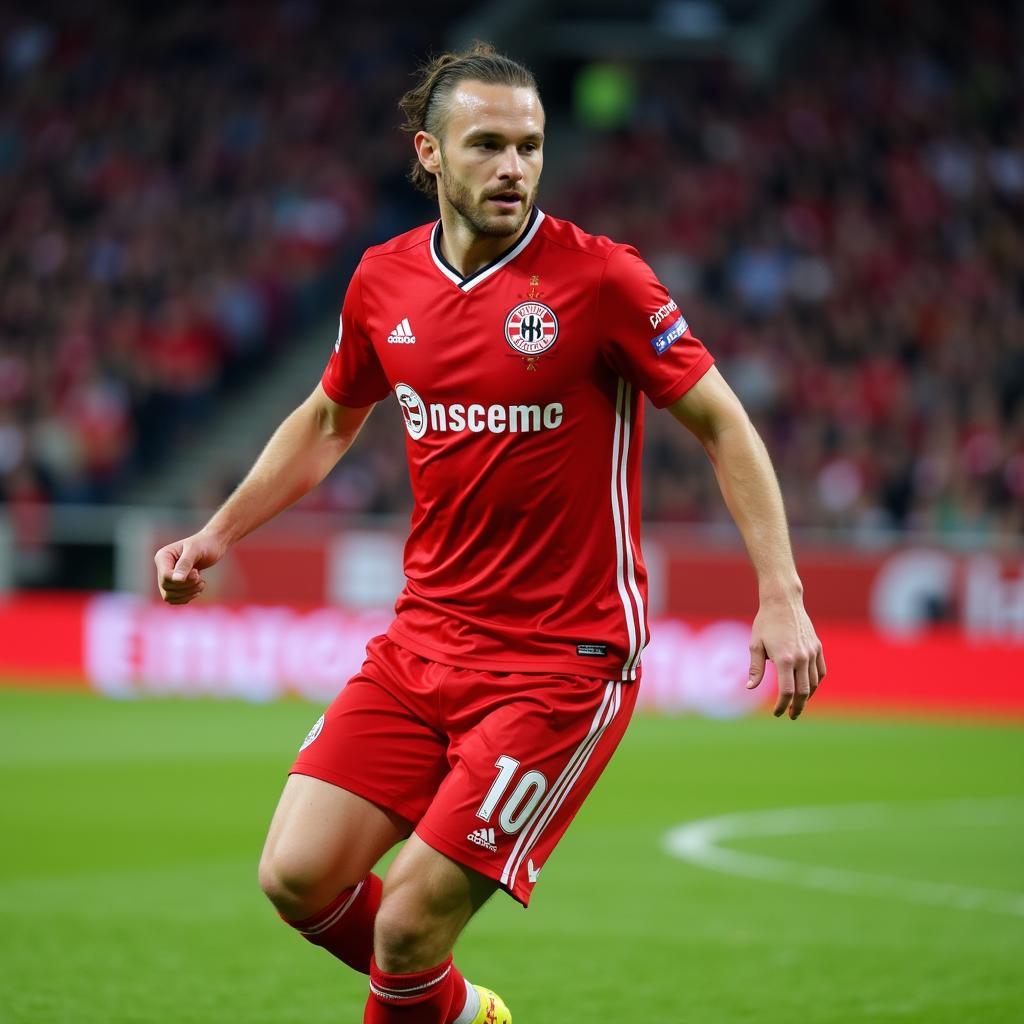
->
[610,379,642,680]
[618,380,647,674]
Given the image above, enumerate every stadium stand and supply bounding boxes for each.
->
[1,1,1021,547]
[0,3,444,512]
[560,2,1024,541]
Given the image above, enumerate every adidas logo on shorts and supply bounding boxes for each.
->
[387,318,416,344]
[467,827,498,853]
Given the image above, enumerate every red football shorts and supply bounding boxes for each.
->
[290,635,638,906]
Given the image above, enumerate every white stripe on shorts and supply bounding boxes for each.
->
[500,681,622,891]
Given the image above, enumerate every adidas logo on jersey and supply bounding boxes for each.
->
[387,318,416,344]
[467,827,498,853]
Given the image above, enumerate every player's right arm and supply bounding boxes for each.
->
[155,385,373,605]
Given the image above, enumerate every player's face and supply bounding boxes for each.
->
[434,82,544,238]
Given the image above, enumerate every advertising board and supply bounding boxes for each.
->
[3,593,1021,717]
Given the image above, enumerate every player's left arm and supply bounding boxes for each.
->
[667,365,826,719]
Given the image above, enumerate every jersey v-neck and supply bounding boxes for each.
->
[429,206,545,292]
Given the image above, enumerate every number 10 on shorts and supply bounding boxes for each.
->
[476,755,549,834]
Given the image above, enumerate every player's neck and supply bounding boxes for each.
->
[436,203,533,278]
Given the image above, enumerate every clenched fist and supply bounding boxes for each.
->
[154,530,227,605]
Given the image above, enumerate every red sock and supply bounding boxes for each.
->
[364,956,470,1023]
[282,873,382,974]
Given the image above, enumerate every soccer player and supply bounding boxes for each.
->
[155,44,825,1024]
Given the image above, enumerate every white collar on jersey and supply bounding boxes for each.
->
[429,207,546,292]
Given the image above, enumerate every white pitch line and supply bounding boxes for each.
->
[663,798,1024,917]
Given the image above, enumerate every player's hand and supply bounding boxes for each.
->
[746,592,826,720]
[154,530,227,605]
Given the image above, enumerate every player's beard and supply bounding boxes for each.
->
[439,158,537,239]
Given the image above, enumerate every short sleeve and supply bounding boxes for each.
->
[598,246,714,408]
[320,262,391,407]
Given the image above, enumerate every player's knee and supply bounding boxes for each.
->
[258,849,303,912]
[258,847,349,919]
[373,890,446,972]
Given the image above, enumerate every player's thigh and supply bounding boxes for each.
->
[262,671,449,903]
[292,674,449,827]
[260,774,409,901]
[416,676,638,906]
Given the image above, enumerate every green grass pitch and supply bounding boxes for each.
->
[1,687,1022,1023]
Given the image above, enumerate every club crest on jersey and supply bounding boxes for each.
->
[504,301,558,357]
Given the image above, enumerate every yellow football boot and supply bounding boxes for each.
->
[469,985,511,1024]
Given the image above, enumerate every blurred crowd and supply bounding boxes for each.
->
[0,2,440,508]
[563,2,1024,541]
[1,1,1021,544]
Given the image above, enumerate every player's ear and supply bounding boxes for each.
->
[414,130,442,176]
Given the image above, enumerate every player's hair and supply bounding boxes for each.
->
[399,42,539,197]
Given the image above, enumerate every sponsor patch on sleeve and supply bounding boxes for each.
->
[649,299,678,330]
[649,315,689,356]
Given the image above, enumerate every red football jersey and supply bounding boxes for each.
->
[321,208,714,681]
